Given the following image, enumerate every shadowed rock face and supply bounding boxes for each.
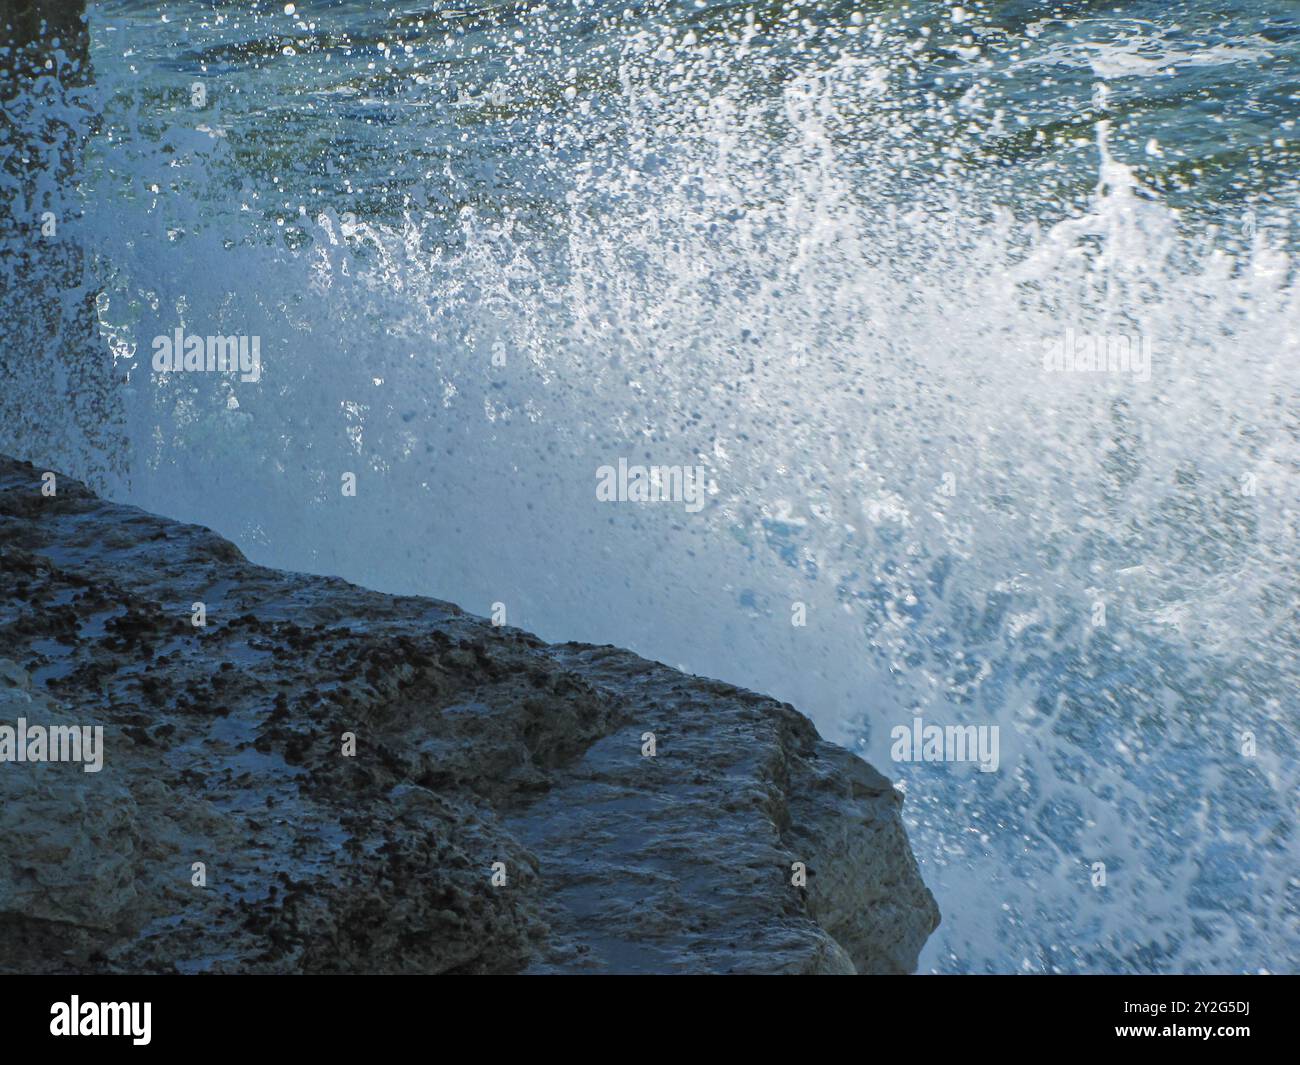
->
[0,454,939,974]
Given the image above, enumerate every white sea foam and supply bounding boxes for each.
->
[4,7,1296,974]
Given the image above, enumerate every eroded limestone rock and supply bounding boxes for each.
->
[0,454,938,973]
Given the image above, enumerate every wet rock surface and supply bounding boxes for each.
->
[0,454,939,974]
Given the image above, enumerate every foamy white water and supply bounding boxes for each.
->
[3,2,1296,973]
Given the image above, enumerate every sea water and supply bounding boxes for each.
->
[1,0,1296,974]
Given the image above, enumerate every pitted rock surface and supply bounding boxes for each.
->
[0,454,938,973]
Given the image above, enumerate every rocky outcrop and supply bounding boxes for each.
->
[0,454,938,974]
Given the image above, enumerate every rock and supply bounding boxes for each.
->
[0,454,939,973]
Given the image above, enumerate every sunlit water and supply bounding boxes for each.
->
[2,1,1297,973]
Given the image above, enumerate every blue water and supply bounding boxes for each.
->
[2,1,1297,973]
